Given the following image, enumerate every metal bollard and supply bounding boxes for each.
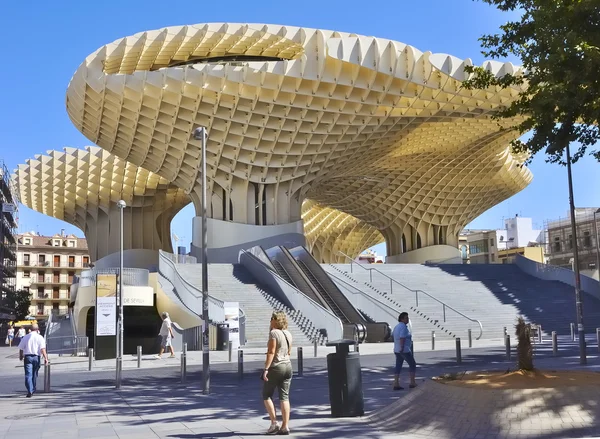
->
[137,346,142,368]
[468,329,472,348]
[238,350,244,379]
[431,331,435,351]
[314,339,318,358]
[503,326,507,337]
[538,325,543,344]
[571,323,575,341]
[228,341,233,362]
[88,348,93,371]
[43,362,51,393]
[297,346,304,377]
[455,338,462,364]
[552,331,558,356]
[180,343,187,383]
[505,335,511,360]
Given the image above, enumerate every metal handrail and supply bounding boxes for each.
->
[335,251,483,339]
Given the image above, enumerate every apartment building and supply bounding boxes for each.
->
[546,208,600,279]
[16,231,89,318]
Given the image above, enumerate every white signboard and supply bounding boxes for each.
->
[96,297,116,336]
[224,302,240,349]
[2,203,15,213]
[96,274,117,337]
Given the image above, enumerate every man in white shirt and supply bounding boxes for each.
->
[157,312,175,359]
[18,324,49,397]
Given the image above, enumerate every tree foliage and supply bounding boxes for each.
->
[5,289,32,321]
[462,0,600,165]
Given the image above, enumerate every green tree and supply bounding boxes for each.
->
[463,0,600,165]
[5,289,32,321]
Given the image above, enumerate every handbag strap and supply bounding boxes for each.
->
[280,329,290,354]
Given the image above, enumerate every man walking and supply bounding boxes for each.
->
[156,312,175,359]
[18,324,49,397]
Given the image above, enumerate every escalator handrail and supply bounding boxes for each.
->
[296,260,352,324]
[336,251,483,340]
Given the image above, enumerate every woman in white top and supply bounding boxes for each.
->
[6,326,14,347]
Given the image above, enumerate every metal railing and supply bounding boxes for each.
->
[77,267,149,287]
[336,251,483,339]
[162,252,198,265]
[158,250,225,321]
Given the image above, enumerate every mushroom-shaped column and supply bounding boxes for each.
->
[14,147,190,262]
[66,23,532,263]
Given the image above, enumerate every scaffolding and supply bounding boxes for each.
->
[0,160,18,318]
[544,208,600,273]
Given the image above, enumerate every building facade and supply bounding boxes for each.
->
[546,208,600,279]
[463,215,545,264]
[15,232,89,318]
[0,161,17,319]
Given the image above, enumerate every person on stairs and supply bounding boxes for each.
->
[392,312,417,390]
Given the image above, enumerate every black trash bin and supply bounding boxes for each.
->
[216,323,229,351]
[326,339,364,417]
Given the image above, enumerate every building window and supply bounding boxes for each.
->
[52,287,59,299]
[554,237,561,252]
[23,286,29,294]
[68,256,75,268]
[23,238,31,245]
[53,239,62,247]
[491,254,495,262]
[68,240,76,248]
[68,271,75,284]
[23,254,30,266]
[83,256,90,267]
[37,287,45,299]
[37,304,44,315]
[490,239,494,247]
[23,271,30,278]
[584,231,592,248]
[568,235,573,250]
[38,254,46,265]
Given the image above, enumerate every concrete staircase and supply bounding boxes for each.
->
[175,263,324,347]
[330,263,600,339]
[325,265,457,342]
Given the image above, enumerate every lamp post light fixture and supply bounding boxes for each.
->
[193,126,210,394]
[116,199,126,388]
[547,142,586,364]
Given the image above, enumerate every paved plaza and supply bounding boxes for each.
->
[1,336,600,438]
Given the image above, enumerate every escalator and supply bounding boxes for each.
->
[264,245,387,342]
[265,246,328,309]
[289,246,390,343]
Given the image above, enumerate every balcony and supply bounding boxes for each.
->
[33,293,70,301]
[20,261,85,268]
[29,275,74,285]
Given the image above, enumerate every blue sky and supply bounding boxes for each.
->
[1,0,598,254]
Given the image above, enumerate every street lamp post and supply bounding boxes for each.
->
[116,200,126,388]
[564,144,586,364]
[593,208,600,288]
[193,126,210,394]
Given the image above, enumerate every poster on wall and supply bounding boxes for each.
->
[223,302,240,349]
[96,274,117,337]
